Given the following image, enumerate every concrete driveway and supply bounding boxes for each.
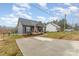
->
[16,36,79,56]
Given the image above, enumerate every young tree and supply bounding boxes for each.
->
[74,23,79,31]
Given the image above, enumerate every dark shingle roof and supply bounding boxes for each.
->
[19,18,44,27]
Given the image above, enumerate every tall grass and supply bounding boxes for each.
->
[44,32,79,41]
[0,34,24,56]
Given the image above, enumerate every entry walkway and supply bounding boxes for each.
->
[16,36,79,56]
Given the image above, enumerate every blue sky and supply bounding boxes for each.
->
[0,3,79,27]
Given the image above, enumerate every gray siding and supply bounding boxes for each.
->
[18,22,23,34]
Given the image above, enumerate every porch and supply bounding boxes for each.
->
[23,25,43,35]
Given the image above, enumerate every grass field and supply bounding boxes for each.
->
[44,32,79,41]
[0,34,26,56]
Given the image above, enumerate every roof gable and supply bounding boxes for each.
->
[18,18,44,27]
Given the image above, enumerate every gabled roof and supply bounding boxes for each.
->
[18,18,44,27]
[46,22,60,28]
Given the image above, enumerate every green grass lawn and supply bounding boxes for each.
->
[0,34,26,56]
[44,32,79,41]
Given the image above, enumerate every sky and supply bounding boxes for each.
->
[0,3,79,27]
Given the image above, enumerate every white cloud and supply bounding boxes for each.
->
[38,3,48,9]
[5,18,18,25]
[12,4,32,19]
[64,3,72,6]
[16,3,31,9]
[28,12,32,15]
[74,13,79,17]
[68,6,79,12]
[47,17,59,22]
[15,12,32,19]
[64,3,79,12]
[50,5,79,15]
[50,7,65,12]
[50,7,70,14]
[36,16,59,23]
[0,3,32,27]
[36,16,46,23]
[0,14,18,27]
[12,5,20,12]
[12,5,26,12]
[0,17,5,20]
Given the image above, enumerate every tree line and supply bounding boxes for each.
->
[0,26,17,34]
[52,19,79,31]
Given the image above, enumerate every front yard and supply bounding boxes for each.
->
[0,34,26,56]
[0,33,42,56]
[0,32,79,56]
[44,32,79,41]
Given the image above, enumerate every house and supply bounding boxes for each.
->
[17,18,45,35]
[46,22,60,32]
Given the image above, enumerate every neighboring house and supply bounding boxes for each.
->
[17,18,45,35]
[46,22,60,32]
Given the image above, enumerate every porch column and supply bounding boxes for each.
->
[34,25,37,32]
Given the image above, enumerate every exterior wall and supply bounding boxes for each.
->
[46,23,58,32]
[17,22,23,34]
[43,26,46,32]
